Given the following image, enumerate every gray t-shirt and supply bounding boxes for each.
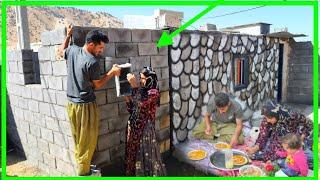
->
[206,96,243,124]
[64,45,100,103]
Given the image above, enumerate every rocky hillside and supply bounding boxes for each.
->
[5,6,123,49]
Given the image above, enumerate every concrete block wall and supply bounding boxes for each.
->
[286,41,313,105]
[7,27,170,176]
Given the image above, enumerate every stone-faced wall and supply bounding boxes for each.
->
[169,31,280,144]
[7,27,170,176]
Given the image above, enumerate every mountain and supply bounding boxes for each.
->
[5,6,123,49]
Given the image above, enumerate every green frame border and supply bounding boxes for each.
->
[1,1,318,180]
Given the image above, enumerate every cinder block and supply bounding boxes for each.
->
[23,109,34,124]
[51,105,67,121]
[30,124,41,138]
[116,43,138,58]
[151,30,163,42]
[132,29,152,42]
[102,43,116,57]
[95,91,107,105]
[138,43,158,56]
[28,99,40,113]
[7,51,15,61]
[41,31,52,46]
[68,136,75,151]
[109,144,125,161]
[108,28,132,42]
[40,76,50,89]
[58,121,73,137]
[33,113,46,127]
[100,103,119,119]
[45,116,60,132]
[31,85,44,101]
[160,91,170,105]
[157,127,170,142]
[156,104,169,119]
[158,79,169,92]
[56,159,76,175]
[99,119,109,136]
[97,132,121,151]
[108,115,129,133]
[9,62,18,73]
[41,128,54,143]
[118,102,129,115]
[27,133,38,147]
[151,56,168,68]
[129,56,150,72]
[62,76,68,91]
[38,46,52,61]
[160,115,170,129]
[56,91,67,106]
[92,149,111,166]
[18,98,29,109]
[21,86,32,99]
[158,46,168,55]
[52,27,67,45]
[154,68,162,80]
[106,88,118,103]
[54,132,69,148]
[161,67,170,80]
[48,76,63,90]
[52,60,67,76]
[49,143,69,161]
[28,147,44,163]
[39,102,52,116]
[43,89,57,104]
[43,152,57,168]
[40,61,53,75]
[38,138,50,153]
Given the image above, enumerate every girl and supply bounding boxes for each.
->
[276,133,308,176]
[124,67,166,176]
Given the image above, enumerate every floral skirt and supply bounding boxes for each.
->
[125,123,167,176]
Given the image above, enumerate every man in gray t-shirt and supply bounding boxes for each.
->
[192,93,244,146]
[57,25,121,176]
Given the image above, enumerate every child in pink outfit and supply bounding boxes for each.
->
[276,133,308,176]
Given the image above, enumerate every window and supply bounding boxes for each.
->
[233,55,249,91]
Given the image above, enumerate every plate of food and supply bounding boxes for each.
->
[187,149,207,161]
[239,165,265,177]
[210,149,249,171]
[233,154,248,166]
[213,142,231,150]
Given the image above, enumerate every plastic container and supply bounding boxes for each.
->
[224,148,234,169]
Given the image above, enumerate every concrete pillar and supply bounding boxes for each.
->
[15,6,31,50]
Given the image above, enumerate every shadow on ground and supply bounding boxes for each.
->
[101,154,211,176]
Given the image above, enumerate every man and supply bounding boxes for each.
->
[192,92,244,147]
[57,25,121,176]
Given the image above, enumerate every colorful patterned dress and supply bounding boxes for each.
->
[255,106,313,161]
[125,88,166,176]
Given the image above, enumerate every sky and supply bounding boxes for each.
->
[73,5,315,43]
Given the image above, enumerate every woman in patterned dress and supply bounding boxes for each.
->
[245,100,313,164]
[124,67,166,176]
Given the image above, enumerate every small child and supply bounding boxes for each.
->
[276,133,308,176]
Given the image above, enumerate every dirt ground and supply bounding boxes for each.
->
[6,149,48,177]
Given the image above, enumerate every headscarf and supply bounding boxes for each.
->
[139,67,160,106]
[140,66,158,90]
[261,100,294,132]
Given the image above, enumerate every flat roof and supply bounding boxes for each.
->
[221,22,272,30]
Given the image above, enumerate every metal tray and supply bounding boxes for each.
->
[210,149,249,171]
